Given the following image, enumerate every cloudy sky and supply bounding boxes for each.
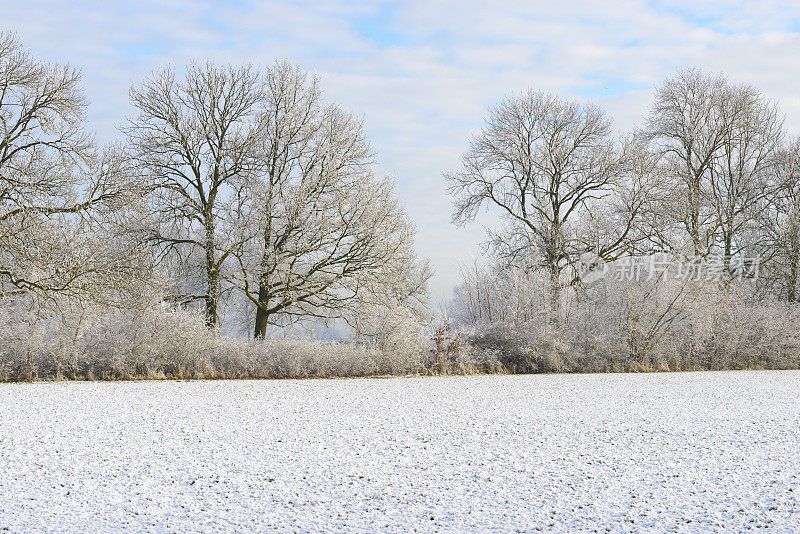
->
[5,0,800,301]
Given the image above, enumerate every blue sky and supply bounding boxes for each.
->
[5,0,800,301]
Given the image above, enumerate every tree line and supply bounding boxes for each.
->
[446,69,800,370]
[1,30,799,378]
[0,32,428,345]
[447,70,799,315]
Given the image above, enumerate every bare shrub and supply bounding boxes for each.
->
[452,261,800,373]
[0,303,382,380]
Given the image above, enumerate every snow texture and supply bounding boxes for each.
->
[1,371,799,532]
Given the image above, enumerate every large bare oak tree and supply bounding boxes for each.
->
[233,61,420,339]
[126,62,266,326]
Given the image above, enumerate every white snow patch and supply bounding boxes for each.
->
[1,371,799,532]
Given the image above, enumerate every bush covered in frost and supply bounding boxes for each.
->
[0,299,497,381]
[451,263,800,373]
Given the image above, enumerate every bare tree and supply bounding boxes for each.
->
[445,90,627,323]
[644,67,784,269]
[125,62,266,326]
[756,138,800,302]
[233,61,422,339]
[644,68,730,256]
[709,86,783,275]
[0,32,139,301]
[450,259,551,328]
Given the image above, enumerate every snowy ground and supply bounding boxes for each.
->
[1,372,799,533]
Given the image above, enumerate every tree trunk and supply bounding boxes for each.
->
[204,219,219,327]
[204,291,218,328]
[723,229,733,281]
[253,226,273,339]
[544,244,561,327]
[788,240,799,303]
[253,282,270,339]
[549,265,561,326]
[688,175,703,257]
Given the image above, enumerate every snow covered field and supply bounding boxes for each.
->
[1,372,799,532]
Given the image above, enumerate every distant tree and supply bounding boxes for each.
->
[644,68,729,256]
[445,90,637,324]
[756,138,800,302]
[711,86,782,270]
[644,67,784,270]
[449,259,549,328]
